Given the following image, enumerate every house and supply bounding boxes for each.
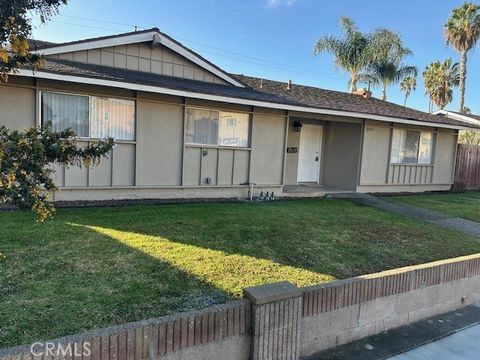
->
[434,110,480,127]
[1,28,477,202]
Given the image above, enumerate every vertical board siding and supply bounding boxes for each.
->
[388,164,434,184]
[302,254,480,317]
[454,144,480,190]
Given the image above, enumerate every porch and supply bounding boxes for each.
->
[283,115,363,192]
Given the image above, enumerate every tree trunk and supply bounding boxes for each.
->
[404,94,407,106]
[459,50,467,112]
[381,85,386,101]
[350,70,357,93]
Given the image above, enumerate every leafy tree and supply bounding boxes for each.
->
[0,127,114,221]
[400,76,417,106]
[314,17,375,93]
[423,59,460,110]
[457,106,480,145]
[0,0,67,81]
[444,2,480,112]
[459,129,480,145]
[1,0,115,221]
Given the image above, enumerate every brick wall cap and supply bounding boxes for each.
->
[244,281,302,305]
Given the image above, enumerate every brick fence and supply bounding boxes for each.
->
[1,254,480,360]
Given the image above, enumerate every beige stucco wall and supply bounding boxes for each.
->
[49,42,229,85]
[322,121,362,190]
[359,121,458,191]
[360,121,391,184]
[284,120,301,185]
[0,84,36,130]
[136,101,183,186]
[0,77,461,200]
[1,77,289,197]
[433,130,458,184]
[250,113,287,185]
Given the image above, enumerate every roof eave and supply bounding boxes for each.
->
[433,110,480,126]
[14,69,473,130]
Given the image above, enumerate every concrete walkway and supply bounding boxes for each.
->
[333,193,480,237]
[388,324,480,360]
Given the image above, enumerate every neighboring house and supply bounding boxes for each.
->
[1,28,478,202]
[434,110,480,127]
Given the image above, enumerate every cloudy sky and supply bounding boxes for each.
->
[32,0,480,114]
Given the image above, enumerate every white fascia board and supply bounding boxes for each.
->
[18,69,472,130]
[433,110,480,126]
[36,31,158,55]
[35,31,245,87]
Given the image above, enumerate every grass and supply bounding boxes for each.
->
[1,198,479,347]
[387,191,480,222]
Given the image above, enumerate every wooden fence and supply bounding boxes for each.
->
[453,144,480,190]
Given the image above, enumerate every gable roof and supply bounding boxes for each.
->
[32,28,246,87]
[16,58,478,130]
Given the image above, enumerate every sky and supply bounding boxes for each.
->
[31,0,480,114]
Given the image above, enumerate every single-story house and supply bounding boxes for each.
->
[1,28,477,202]
[434,110,480,127]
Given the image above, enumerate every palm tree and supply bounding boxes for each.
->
[313,17,376,93]
[360,61,417,101]
[423,59,460,110]
[400,76,417,106]
[444,2,480,112]
[358,29,416,101]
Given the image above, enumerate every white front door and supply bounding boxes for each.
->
[297,124,323,183]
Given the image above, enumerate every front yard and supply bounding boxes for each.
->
[387,191,480,222]
[1,198,479,348]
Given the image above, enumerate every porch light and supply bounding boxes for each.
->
[292,120,303,132]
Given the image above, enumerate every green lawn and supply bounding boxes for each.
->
[387,191,480,222]
[1,199,479,348]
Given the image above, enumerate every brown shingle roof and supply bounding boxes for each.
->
[234,75,473,128]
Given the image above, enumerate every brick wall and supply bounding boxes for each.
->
[1,254,480,360]
[300,254,480,357]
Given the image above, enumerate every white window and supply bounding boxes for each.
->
[390,128,433,164]
[186,108,250,147]
[41,91,135,141]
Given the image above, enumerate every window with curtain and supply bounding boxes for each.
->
[390,128,433,164]
[218,112,250,147]
[185,108,250,147]
[41,91,135,141]
[42,92,89,137]
[185,109,218,145]
[90,97,135,140]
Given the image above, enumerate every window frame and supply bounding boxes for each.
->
[390,127,435,165]
[184,106,252,149]
[39,90,137,143]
